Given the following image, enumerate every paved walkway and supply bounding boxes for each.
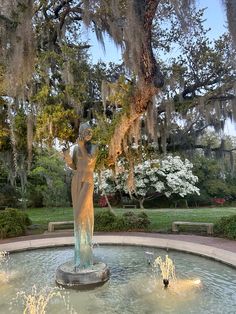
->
[0,232,236,267]
[1,231,236,252]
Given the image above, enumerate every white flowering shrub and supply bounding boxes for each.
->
[94,170,116,195]
[157,156,200,198]
[94,155,200,208]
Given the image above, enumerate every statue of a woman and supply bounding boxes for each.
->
[63,122,97,270]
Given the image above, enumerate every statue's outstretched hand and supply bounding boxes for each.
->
[78,134,85,146]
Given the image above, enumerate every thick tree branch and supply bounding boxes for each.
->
[54,0,74,18]
[182,76,222,99]
[108,0,163,165]
[167,141,236,154]
[139,0,164,90]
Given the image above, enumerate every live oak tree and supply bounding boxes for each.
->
[144,3,236,168]
[0,0,236,193]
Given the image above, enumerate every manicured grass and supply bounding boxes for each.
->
[26,206,236,233]
[26,207,74,228]
[145,207,236,232]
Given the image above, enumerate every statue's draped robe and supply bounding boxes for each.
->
[64,143,96,269]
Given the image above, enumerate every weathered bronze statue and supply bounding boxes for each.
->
[63,122,97,270]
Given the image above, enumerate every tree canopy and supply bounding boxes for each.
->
[0,0,236,187]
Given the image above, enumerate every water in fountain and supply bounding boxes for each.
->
[153,254,203,294]
[0,251,9,262]
[1,246,235,313]
[144,251,154,264]
[0,251,10,283]
[154,255,176,288]
[11,285,77,314]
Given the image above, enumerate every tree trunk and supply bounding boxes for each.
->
[139,199,145,209]
[104,191,115,214]
[107,72,161,166]
[108,0,164,166]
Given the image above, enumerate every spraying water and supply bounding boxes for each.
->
[154,255,176,288]
[0,251,9,264]
[13,285,77,314]
[0,251,10,283]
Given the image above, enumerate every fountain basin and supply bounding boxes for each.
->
[0,234,235,267]
[56,260,109,288]
[1,245,236,314]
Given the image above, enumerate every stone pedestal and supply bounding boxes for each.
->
[56,260,110,289]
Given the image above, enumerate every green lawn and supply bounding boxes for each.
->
[26,206,236,233]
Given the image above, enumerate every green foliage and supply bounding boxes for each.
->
[192,156,232,199]
[0,184,19,208]
[214,215,236,239]
[0,99,10,151]
[0,160,19,207]
[107,76,134,109]
[0,208,31,239]
[35,105,79,146]
[186,190,212,207]
[94,210,150,231]
[28,151,70,207]
[93,76,134,169]
[204,179,231,198]
[14,109,27,150]
[94,210,116,231]
[123,211,150,229]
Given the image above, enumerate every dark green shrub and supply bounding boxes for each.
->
[123,211,137,227]
[0,208,31,239]
[94,210,116,231]
[136,212,150,229]
[123,211,150,230]
[214,215,236,240]
[112,216,128,231]
[0,184,19,207]
[94,210,150,232]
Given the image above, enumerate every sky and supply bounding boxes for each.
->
[83,0,227,64]
[198,0,227,38]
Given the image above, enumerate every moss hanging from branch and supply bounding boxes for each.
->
[146,100,158,142]
[129,116,141,146]
[26,111,34,171]
[223,0,236,46]
[1,0,35,97]
[7,102,18,183]
[107,84,158,165]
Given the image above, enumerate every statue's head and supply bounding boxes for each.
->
[78,122,93,142]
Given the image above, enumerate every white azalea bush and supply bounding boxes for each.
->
[94,170,117,195]
[94,155,200,209]
[158,156,200,198]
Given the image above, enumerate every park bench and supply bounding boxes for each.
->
[172,221,214,235]
[123,204,137,209]
[48,221,74,232]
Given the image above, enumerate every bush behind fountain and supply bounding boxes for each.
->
[94,210,150,232]
[214,214,236,239]
[0,208,31,239]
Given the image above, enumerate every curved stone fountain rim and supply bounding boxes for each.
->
[0,234,236,268]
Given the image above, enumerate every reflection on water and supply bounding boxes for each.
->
[0,246,235,314]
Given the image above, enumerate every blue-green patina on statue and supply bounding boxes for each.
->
[63,122,97,270]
